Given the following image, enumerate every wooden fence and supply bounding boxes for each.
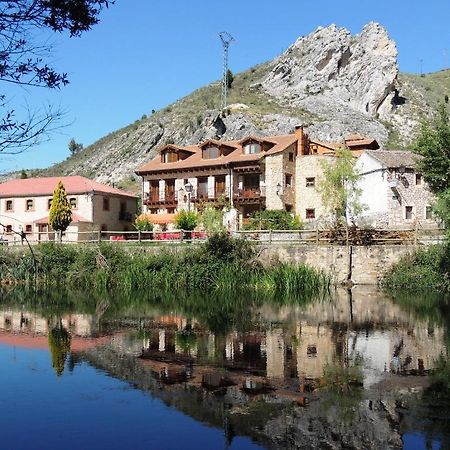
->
[1,227,446,247]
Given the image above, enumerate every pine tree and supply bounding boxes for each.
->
[226,69,234,89]
[49,181,72,241]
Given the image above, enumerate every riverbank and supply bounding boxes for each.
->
[382,243,450,292]
[0,234,330,298]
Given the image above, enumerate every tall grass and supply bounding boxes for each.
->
[0,234,330,300]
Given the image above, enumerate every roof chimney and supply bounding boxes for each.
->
[295,125,306,155]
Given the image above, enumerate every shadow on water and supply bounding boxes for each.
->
[0,285,450,448]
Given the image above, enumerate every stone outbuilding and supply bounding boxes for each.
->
[355,150,438,229]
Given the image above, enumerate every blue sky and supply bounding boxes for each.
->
[2,0,449,173]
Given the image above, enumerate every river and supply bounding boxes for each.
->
[0,286,448,449]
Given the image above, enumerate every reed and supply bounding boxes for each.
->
[0,235,330,299]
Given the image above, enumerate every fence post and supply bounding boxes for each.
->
[97,230,101,243]
[315,226,319,246]
[269,229,272,244]
[138,230,141,243]
[414,221,418,247]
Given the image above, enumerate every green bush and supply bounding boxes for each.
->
[245,209,302,230]
[175,210,198,231]
[382,244,450,292]
[134,215,153,231]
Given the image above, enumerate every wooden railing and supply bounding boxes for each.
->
[1,227,446,246]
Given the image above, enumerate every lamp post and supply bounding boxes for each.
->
[184,182,193,212]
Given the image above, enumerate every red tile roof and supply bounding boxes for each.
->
[0,176,137,198]
[135,134,297,175]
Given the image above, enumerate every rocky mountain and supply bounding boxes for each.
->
[29,22,450,188]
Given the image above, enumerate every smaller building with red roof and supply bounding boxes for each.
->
[0,176,137,242]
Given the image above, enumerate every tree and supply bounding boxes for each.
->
[318,148,364,227]
[414,104,450,230]
[246,209,302,230]
[226,69,234,89]
[19,169,28,179]
[414,103,450,195]
[0,1,111,155]
[48,324,71,376]
[49,181,72,241]
[200,205,225,233]
[68,138,84,155]
[175,210,198,231]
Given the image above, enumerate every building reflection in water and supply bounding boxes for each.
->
[131,287,447,389]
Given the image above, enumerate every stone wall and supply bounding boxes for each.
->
[258,243,416,285]
[295,155,330,223]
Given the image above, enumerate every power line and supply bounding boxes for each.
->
[219,31,235,112]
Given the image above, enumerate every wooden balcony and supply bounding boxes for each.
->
[144,193,177,207]
[233,188,265,204]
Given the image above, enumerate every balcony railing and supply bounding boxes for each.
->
[144,192,177,206]
[233,188,265,204]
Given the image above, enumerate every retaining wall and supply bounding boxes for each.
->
[257,244,416,285]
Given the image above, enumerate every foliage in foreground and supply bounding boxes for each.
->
[245,209,302,230]
[0,233,330,299]
[382,244,450,292]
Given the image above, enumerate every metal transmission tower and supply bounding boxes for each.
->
[219,32,235,112]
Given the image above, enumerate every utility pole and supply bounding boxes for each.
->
[219,32,235,112]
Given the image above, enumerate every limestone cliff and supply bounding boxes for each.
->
[30,23,449,187]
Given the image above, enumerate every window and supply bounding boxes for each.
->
[243,142,261,155]
[161,151,178,163]
[25,224,32,234]
[285,204,293,212]
[202,146,220,159]
[47,198,52,210]
[103,197,110,211]
[150,208,158,214]
[167,207,175,214]
[285,174,292,188]
[101,224,107,231]
[306,177,315,187]
[25,199,34,211]
[405,206,413,220]
[5,200,13,211]
[5,225,12,234]
[69,197,77,209]
[307,345,317,357]
[288,152,294,162]
[426,206,433,220]
[306,208,315,219]
[415,174,423,185]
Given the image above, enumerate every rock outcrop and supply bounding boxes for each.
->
[32,23,448,186]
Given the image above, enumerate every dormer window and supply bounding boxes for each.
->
[161,151,178,163]
[243,142,261,155]
[202,145,220,159]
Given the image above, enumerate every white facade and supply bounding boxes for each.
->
[0,185,137,242]
[355,151,438,229]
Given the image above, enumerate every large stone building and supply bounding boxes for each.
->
[135,127,379,228]
[0,176,137,242]
[355,150,438,229]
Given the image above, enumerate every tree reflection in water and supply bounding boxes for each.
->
[0,285,449,449]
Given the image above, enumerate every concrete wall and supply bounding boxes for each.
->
[258,244,416,285]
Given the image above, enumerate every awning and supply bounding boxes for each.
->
[140,213,176,225]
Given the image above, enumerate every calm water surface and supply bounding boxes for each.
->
[0,286,449,450]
